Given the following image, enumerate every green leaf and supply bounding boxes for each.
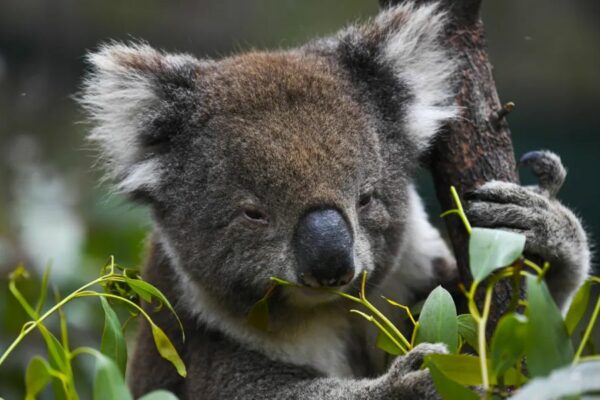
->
[524,275,574,377]
[39,326,68,372]
[425,354,525,387]
[376,330,403,355]
[415,286,458,353]
[490,313,527,378]
[469,228,525,283]
[151,324,187,377]
[424,357,479,400]
[509,361,600,400]
[504,367,528,387]
[25,356,52,400]
[35,263,51,315]
[457,314,478,350]
[99,297,128,376]
[124,277,152,303]
[138,390,180,400]
[565,280,592,336]
[424,353,484,386]
[247,298,270,332]
[124,277,184,338]
[93,353,133,400]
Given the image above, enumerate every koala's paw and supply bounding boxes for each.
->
[384,343,446,399]
[464,150,591,307]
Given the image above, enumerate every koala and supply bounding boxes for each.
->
[79,2,590,399]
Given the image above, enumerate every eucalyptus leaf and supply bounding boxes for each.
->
[415,286,458,353]
[525,275,574,378]
[469,228,525,283]
[124,277,185,339]
[99,297,127,375]
[93,353,133,400]
[424,353,484,386]
[39,328,69,400]
[138,390,180,400]
[490,313,527,378]
[425,357,479,400]
[565,280,592,336]
[504,367,528,387]
[125,277,168,309]
[25,356,52,400]
[151,324,187,377]
[247,298,270,332]
[509,361,600,400]
[457,314,478,351]
[376,330,403,355]
[34,264,51,315]
[38,326,68,372]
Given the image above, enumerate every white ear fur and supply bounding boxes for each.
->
[346,2,459,150]
[79,43,198,193]
[379,3,458,150]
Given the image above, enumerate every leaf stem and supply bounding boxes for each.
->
[441,186,472,235]
[0,274,108,367]
[573,296,600,363]
[356,272,412,350]
[350,310,407,354]
[477,281,495,390]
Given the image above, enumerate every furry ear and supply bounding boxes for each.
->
[79,42,201,194]
[334,2,458,150]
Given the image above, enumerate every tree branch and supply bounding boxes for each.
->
[379,0,520,330]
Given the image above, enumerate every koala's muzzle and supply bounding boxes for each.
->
[293,208,355,288]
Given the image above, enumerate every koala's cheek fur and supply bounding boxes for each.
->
[156,210,296,312]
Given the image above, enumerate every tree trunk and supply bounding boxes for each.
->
[379,0,519,329]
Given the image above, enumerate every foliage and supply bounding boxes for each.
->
[256,186,600,399]
[0,257,184,399]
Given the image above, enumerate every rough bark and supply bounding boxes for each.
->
[379,0,519,328]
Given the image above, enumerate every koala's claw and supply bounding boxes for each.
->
[389,343,447,378]
[384,344,446,400]
[465,165,590,308]
[518,150,566,197]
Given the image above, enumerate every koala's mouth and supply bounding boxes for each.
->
[284,270,362,308]
[286,286,346,308]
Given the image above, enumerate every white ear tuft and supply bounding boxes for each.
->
[378,3,458,150]
[79,42,199,193]
[340,2,459,150]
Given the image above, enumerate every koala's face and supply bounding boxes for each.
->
[81,6,456,316]
[150,53,410,311]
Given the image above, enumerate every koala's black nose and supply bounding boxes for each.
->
[293,208,355,288]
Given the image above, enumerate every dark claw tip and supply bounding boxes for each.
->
[519,151,544,166]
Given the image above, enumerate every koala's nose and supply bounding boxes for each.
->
[293,208,355,288]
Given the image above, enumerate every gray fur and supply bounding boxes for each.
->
[466,151,591,308]
[79,2,590,399]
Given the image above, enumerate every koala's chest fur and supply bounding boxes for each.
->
[177,266,422,380]
[170,254,373,377]
[256,309,358,377]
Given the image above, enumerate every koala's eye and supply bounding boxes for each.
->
[242,207,269,225]
[358,192,373,209]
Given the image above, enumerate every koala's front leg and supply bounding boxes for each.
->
[294,343,446,399]
[199,343,445,400]
[376,343,446,400]
[464,150,591,308]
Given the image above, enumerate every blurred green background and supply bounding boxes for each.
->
[0,0,598,398]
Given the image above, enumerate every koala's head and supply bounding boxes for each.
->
[80,4,457,317]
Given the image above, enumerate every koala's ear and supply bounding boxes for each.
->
[333,3,458,151]
[79,42,203,194]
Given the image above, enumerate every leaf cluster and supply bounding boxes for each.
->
[0,257,186,400]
